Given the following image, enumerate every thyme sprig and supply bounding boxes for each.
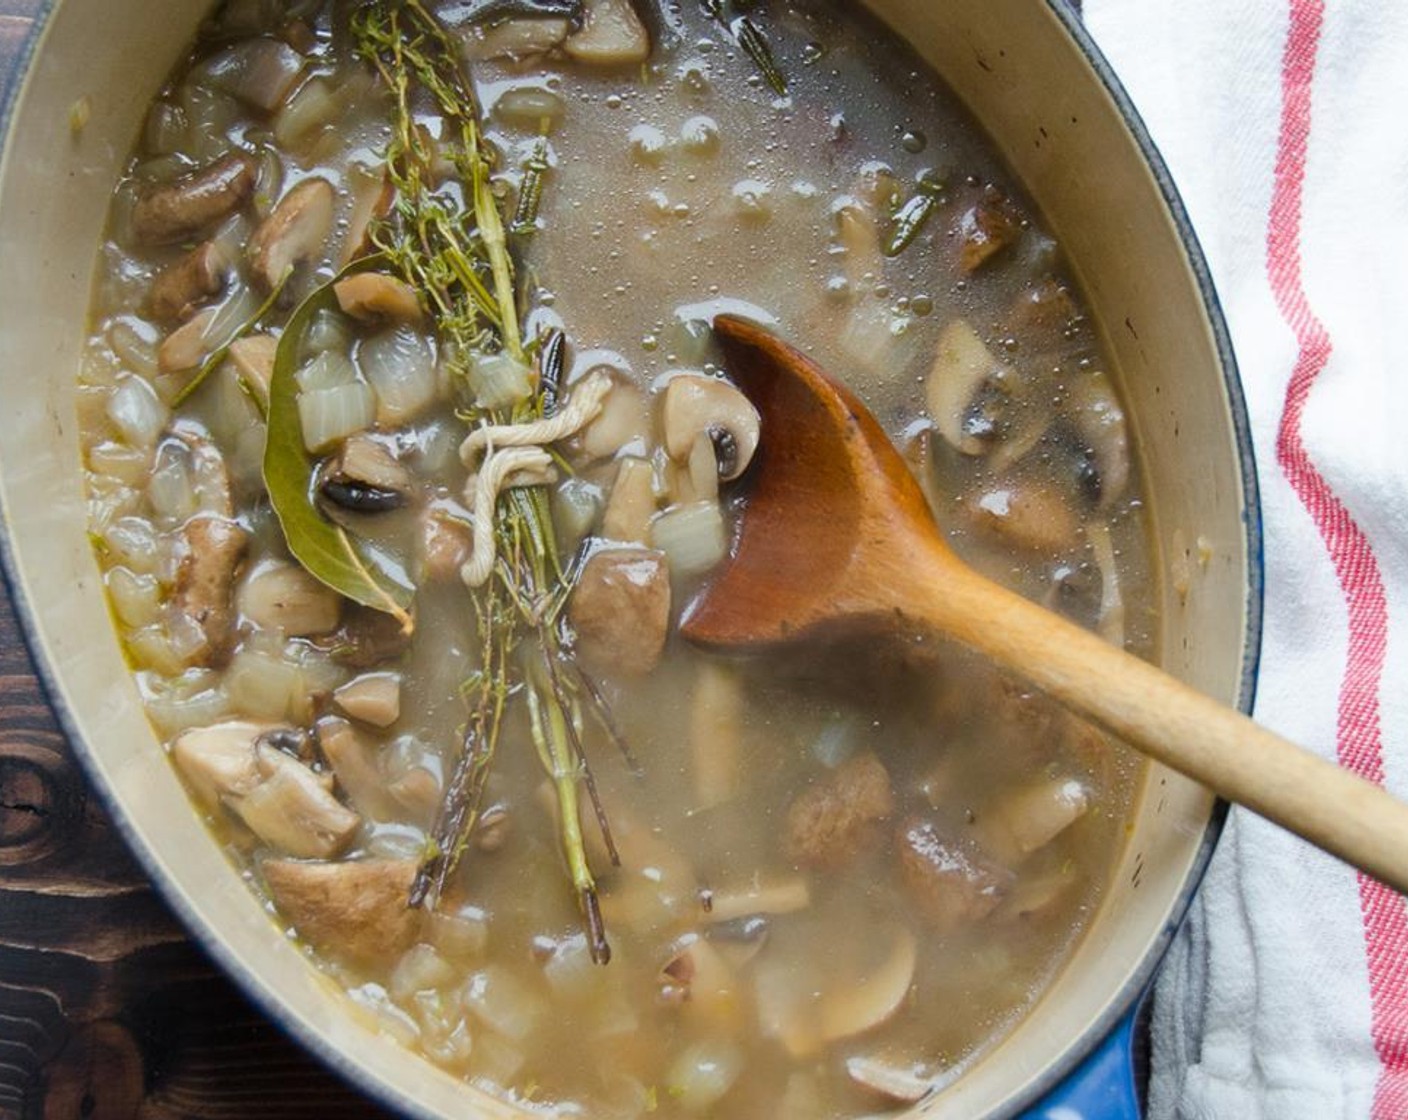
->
[353,0,613,962]
[701,0,787,96]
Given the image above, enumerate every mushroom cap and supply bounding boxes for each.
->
[661,373,760,481]
[247,177,336,289]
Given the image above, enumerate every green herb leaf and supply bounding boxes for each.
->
[882,190,938,257]
[702,1,787,95]
[262,257,415,630]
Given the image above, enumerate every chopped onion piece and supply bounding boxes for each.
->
[102,516,163,575]
[146,449,197,526]
[360,325,438,424]
[296,349,358,392]
[650,500,726,576]
[665,1038,744,1112]
[389,943,456,1003]
[145,683,230,738]
[201,38,305,113]
[467,351,533,411]
[107,376,169,449]
[460,965,543,1043]
[427,905,490,964]
[225,645,305,721]
[275,75,337,149]
[543,933,608,1003]
[106,566,162,630]
[298,382,375,453]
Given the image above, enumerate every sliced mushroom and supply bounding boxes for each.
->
[845,1056,933,1105]
[317,433,413,515]
[567,547,671,678]
[704,915,770,969]
[147,241,229,324]
[131,152,256,245]
[333,272,424,326]
[247,177,335,290]
[261,857,420,969]
[1085,521,1126,646]
[419,507,473,583]
[785,751,894,870]
[817,927,917,1043]
[956,197,1021,273]
[576,371,649,462]
[157,306,219,374]
[1068,371,1131,508]
[660,373,759,481]
[1008,277,1078,335]
[659,934,741,1027]
[171,718,282,809]
[666,430,721,506]
[896,817,1013,932]
[690,660,743,810]
[237,560,343,637]
[565,0,651,65]
[313,603,411,669]
[991,862,1080,925]
[389,765,442,825]
[334,672,402,728]
[172,514,248,666]
[316,714,400,821]
[926,319,1017,456]
[966,480,1081,554]
[982,777,1090,863]
[600,456,657,545]
[172,721,359,859]
[227,333,277,408]
[700,876,810,924]
[339,164,395,267]
[237,742,361,858]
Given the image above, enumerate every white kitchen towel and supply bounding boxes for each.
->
[1080,2,1408,1118]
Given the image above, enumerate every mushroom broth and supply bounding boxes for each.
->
[77,0,1151,1115]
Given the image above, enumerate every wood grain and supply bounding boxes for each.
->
[0,7,390,1116]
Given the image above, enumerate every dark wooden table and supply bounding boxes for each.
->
[0,5,391,1117]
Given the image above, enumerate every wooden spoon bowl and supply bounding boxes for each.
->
[683,314,1408,895]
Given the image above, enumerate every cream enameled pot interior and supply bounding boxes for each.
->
[0,1,1252,1117]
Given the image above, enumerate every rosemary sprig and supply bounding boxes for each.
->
[702,0,787,96]
[510,137,550,238]
[353,0,612,962]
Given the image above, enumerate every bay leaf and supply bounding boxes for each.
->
[262,258,415,630]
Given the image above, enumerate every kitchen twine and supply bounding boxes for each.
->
[1084,3,1408,1118]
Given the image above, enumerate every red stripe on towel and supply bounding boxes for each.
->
[1269,2,1408,1114]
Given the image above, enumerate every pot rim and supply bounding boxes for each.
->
[995,2,1261,1112]
[0,1,1263,1116]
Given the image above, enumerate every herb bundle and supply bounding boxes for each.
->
[269,0,618,961]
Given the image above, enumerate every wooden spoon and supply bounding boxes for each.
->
[682,314,1408,894]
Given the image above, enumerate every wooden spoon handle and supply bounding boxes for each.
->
[908,545,1408,895]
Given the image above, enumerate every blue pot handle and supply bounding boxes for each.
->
[1018,1010,1141,1120]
